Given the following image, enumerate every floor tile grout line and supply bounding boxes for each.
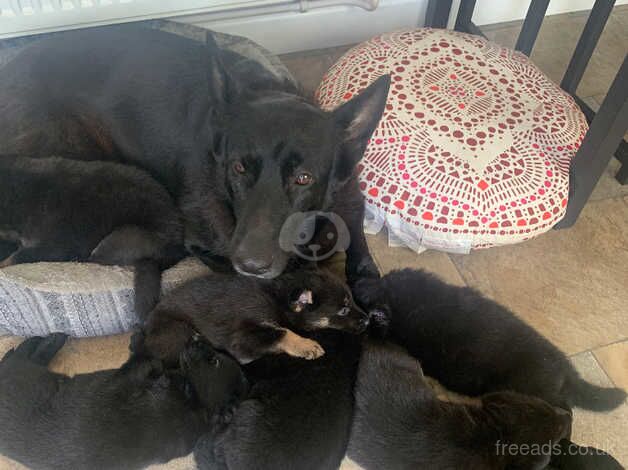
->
[590,351,619,388]
[568,336,628,359]
[446,253,471,288]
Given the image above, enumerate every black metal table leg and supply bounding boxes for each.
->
[556,54,628,229]
[514,0,550,56]
[425,0,453,28]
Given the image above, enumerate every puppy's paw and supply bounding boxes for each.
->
[290,338,326,360]
[367,305,391,338]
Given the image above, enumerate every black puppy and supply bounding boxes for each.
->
[354,268,626,411]
[195,330,362,470]
[346,340,571,470]
[0,26,389,285]
[138,268,369,364]
[0,155,185,316]
[0,334,247,470]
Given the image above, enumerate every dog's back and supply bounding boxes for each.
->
[356,268,626,411]
[196,330,361,470]
[347,340,571,470]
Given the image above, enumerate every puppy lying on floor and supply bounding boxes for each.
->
[354,268,626,412]
[345,340,571,470]
[0,155,185,316]
[136,268,370,364]
[0,334,247,470]
[195,330,363,470]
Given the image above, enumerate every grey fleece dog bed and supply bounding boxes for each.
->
[0,21,297,338]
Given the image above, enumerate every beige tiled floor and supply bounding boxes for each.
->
[1,6,627,469]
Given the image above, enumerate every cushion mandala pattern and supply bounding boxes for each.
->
[316,28,588,252]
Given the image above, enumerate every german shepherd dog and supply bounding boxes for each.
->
[353,268,627,412]
[135,267,369,365]
[345,340,572,470]
[194,330,362,470]
[0,26,390,287]
[0,155,185,317]
[0,334,248,470]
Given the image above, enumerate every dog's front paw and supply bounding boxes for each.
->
[367,305,391,337]
[299,339,326,360]
[285,337,325,360]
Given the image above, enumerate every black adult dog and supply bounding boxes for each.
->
[0,25,389,285]
[138,267,369,364]
[354,268,626,412]
[0,155,185,316]
[346,339,572,470]
[0,334,247,470]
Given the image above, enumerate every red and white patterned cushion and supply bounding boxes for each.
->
[316,29,588,253]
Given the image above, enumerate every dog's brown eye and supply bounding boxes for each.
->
[295,172,313,185]
[233,161,245,174]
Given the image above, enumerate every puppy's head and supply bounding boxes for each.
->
[179,338,248,411]
[280,268,370,334]
[482,392,572,469]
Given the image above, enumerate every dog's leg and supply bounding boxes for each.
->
[0,245,74,266]
[271,329,325,360]
[132,259,162,321]
[8,334,67,366]
[91,226,176,320]
[332,180,380,286]
[89,226,163,266]
[229,322,324,362]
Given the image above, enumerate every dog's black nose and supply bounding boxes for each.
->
[232,256,273,277]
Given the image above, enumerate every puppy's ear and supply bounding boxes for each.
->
[331,75,390,183]
[290,289,313,312]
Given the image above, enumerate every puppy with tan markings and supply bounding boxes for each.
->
[346,340,572,470]
[136,267,369,365]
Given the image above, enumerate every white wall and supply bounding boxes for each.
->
[178,0,426,54]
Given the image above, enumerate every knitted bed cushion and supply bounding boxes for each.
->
[316,28,588,253]
[0,258,210,337]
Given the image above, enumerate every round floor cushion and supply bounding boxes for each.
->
[316,28,588,252]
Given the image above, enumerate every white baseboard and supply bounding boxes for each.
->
[174,0,428,54]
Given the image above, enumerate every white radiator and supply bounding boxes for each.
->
[0,0,291,39]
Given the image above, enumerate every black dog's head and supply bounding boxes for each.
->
[273,268,370,334]
[179,338,248,411]
[216,76,390,278]
[482,392,572,469]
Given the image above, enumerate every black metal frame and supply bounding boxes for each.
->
[425,0,628,228]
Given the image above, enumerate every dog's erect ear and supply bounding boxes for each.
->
[290,289,314,312]
[331,75,391,182]
[205,32,243,105]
